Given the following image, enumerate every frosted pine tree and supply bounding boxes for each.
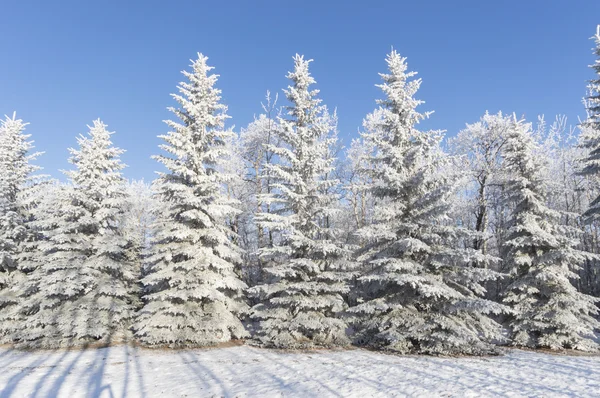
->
[0,113,44,343]
[347,51,506,355]
[17,120,136,348]
[580,26,600,223]
[135,53,248,347]
[247,55,350,349]
[502,115,600,351]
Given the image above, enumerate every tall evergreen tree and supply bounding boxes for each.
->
[348,51,506,355]
[573,25,600,299]
[0,113,44,342]
[502,115,600,351]
[135,53,248,347]
[579,26,600,222]
[247,55,350,349]
[17,120,136,348]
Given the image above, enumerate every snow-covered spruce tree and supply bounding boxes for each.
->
[574,26,600,299]
[247,55,351,349]
[16,120,136,348]
[347,51,506,355]
[580,26,600,223]
[533,116,600,297]
[135,53,248,347]
[501,115,600,351]
[0,113,44,343]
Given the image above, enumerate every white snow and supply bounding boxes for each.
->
[0,345,599,397]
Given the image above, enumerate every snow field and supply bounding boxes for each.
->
[0,345,599,397]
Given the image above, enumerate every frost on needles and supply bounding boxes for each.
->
[2,32,600,354]
[579,27,600,223]
[134,54,248,347]
[347,51,508,356]
[502,116,600,352]
[0,114,45,343]
[16,120,136,349]
[247,55,351,349]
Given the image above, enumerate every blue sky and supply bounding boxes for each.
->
[1,0,599,182]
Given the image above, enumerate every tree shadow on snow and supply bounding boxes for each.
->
[0,349,55,397]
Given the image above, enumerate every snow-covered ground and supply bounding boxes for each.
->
[0,345,599,397]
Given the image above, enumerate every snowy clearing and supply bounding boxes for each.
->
[0,345,599,397]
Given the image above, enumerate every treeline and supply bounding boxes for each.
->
[1,27,599,355]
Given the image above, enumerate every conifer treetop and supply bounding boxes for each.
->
[376,50,430,125]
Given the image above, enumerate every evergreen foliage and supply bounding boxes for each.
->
[347,51,506,355]
[17,120,135,348]
[502,116,600,351]
[248,55,351,349]
[135,54,248,347]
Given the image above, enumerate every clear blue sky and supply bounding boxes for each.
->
[1,0,599,182]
